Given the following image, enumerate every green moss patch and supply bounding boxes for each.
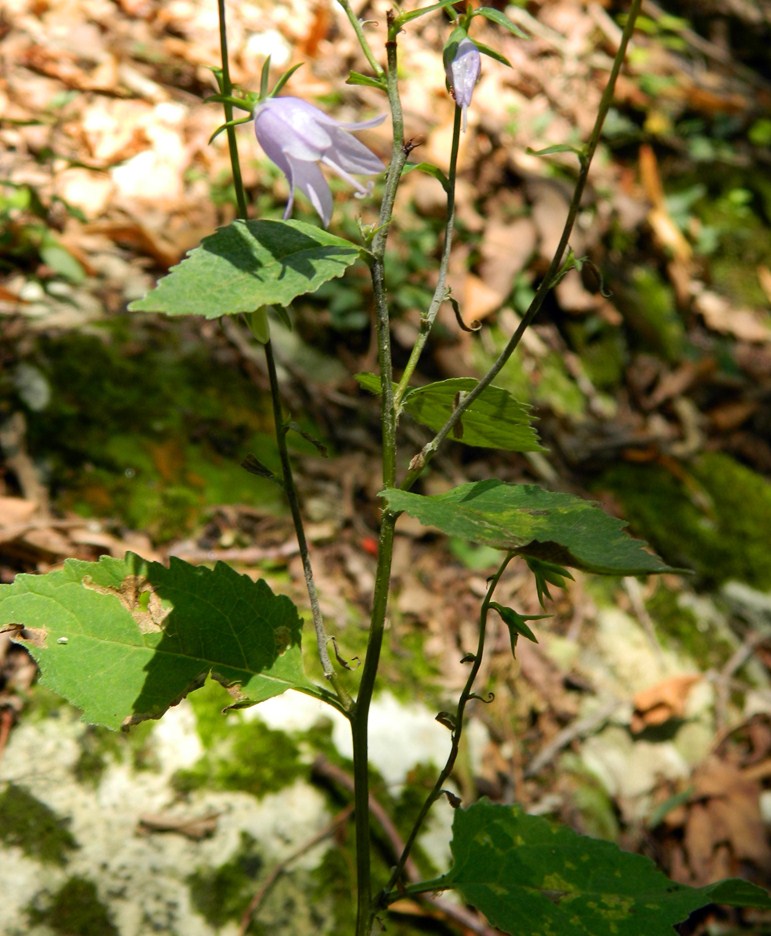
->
[0,783,77,865]
[19,324,302,540]
[174,681,306,797]
[188,832,264,927]
[595,452,771,589]
[27,876,118,936]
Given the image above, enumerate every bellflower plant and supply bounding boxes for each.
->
[444,34,481,131]
[6,3,770,936]
[253,96,385,226]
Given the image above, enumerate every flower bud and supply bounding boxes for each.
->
[444,34,481,132]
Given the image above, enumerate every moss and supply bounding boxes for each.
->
[73,725,124,785]
[20,325,300,540]
[559,754,620,842]
[564,315,628,391]
[594,452,771,590]
[72,719,158,783]
[188,832,264,927]
[27,877,118,936]
[616,267,686,362]
[473,326,587,418]
[0,783,77,865]
[174,680,305,797]
[645,583,733,667]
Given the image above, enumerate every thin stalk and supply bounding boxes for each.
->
[216,0,247,220]
[263,344,351,706]
[401,0,643,490]
[352,17,408,936]
[381,554,514,902]
[216,0,349,707]
[336,0,385,79]
[394,104,462,409]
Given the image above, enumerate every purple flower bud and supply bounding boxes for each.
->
[446,37,481,132]
[253,96,385,227]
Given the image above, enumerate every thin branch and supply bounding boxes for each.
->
[238,804,354,936]
[401,0,644,490]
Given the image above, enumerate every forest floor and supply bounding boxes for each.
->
[1,0,771,934]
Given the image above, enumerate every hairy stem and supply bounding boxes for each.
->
[352,17,408,936]
[394,104,462,408]
[263,344,351,704]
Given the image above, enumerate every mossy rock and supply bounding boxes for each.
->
[595,451,771,589]
[16,325,302,540]
[0,783,78,866]
[27,876,118,936]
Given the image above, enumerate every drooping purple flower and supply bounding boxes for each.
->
[253,96,385,227]
[445,37,481,132]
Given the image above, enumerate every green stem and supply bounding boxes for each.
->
[401,0,643,490]
[394,104,462,409]
[263,343,351,706]
[352,18,408,936]
[216,0,247,220]
[216,0,350,709]
[381,554,514,902]
[335,0,385,79]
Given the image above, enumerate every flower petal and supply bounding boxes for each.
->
[255,97,332,161]
[448,37,481,109]
[290,159,333,227]
[325,127,385,175]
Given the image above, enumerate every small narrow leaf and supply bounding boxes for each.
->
[437,801,771,935]
[347,71,387,91]
[382,480,680,576]
[526,556,574,608]
[489,603,543,643]
[401,162,450,193]
[1,553,314,730]
[128,219,362,319]
[473,39,512,68]
[396,0,460,26]
[474,8,530,38]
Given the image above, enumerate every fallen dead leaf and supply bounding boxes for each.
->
[631,674,701,733]
[694,289,771,344]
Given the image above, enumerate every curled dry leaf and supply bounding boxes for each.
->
[631,673,701,733]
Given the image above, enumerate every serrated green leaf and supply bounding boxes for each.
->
[474,8,530,38]
[1,553,313,730]
[404,379,545,452]
[437,801,771,936]
[128,219,362,319]
[382,480,680,576]
[356,376,544,452]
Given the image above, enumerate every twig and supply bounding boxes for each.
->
[525,696,620,778]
